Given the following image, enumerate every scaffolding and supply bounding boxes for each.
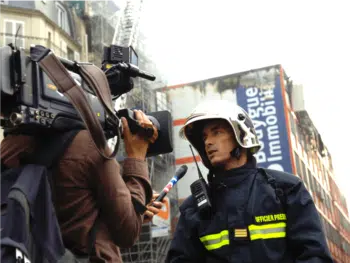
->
[85,1,177,261]
[74,0,124,66]
[113,0,143,48]
[119,57,177,263]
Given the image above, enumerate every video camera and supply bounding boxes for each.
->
[0,43,173,157]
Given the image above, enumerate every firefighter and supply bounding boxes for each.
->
[166,100,334,263]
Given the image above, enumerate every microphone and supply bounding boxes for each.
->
[154,165,188,202]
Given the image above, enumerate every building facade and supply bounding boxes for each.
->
[0,0,88,141]
[160,64,350,262]
[0,1,87,60]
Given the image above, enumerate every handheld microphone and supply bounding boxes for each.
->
[154,165,188,202]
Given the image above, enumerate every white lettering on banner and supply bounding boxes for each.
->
[253,119,267,129]
[267,125,279,140]
[246,87,284,171]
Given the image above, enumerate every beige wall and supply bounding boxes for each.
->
[71,11,88,61]
[0,7,86,60]
[0,7,88,144]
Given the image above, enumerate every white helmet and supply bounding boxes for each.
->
[179,100,261,168]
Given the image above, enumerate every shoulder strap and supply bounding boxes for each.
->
[19,129,80,209]
[41,129,98,258]
[20,129,98,258]
[1,161,8,172]
[20,129,80,168]
[19,129,80,208]
[258,168,287,209]
[88,219,98,258]
[30,45,119,160]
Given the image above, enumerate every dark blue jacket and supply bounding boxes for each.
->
[166,160,334,263]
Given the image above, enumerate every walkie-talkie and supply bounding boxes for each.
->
[189,145,212,214]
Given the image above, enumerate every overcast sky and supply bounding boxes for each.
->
[140,0,350,209]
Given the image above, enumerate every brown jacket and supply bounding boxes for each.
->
[1,130,152,262]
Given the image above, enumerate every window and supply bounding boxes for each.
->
[4,20,24,48]
[74,51,80,62]
[56,3,65,28]
[305,168,311,189]
[67,49,81,62]
[310,175,315,193]
[301,160,307,182]
[67,47,74,61]
[59,40,67,58]
[47,32,52,48]
[295,153,301,177]
[156,91,168,111]
[289,112,296,136]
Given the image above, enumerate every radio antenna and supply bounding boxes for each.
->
[189,144,204,179]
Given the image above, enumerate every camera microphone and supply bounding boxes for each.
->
[154,165,188,203]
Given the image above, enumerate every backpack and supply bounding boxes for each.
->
[1,129,92,263]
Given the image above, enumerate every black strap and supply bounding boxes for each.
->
[131,197,148,214]
[46,130,98,257]
[46,129,98,257]
[18,129,81,200]
[18,129,100,257]
[18,129,99,257]
[19,129,81,168]
[88,217,98,257]
[18,129,79,201]
[258,168,287,209]
[1,161,8,172]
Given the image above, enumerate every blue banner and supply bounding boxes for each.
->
[236,76,293,173]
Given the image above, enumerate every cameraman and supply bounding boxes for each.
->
[1,110,154,262]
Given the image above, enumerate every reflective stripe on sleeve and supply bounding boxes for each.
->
[199,230,230,250]
[248,222,286,240]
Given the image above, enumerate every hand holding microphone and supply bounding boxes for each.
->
[143,165,188,223]
[154,165,188,203]
[143,192,164,223]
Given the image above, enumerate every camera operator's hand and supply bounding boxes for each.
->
[121,110,151,160]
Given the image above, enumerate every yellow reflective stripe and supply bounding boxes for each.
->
[205,239,230,251]
[248,222,286,231]
[249,222,286,240]
[250,232,286,240]
[199,230,229,242]
[200,230,230,251]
